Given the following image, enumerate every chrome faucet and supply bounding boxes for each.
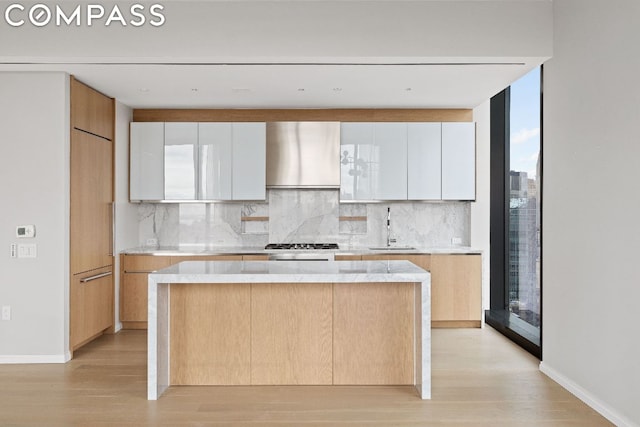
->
[386,207,396,247]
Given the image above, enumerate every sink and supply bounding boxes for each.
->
[368,247,416,251]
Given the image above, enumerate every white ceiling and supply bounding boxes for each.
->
[0,61,537,109]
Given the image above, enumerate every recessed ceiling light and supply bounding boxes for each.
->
[191,88,198,92]
[297,88,305,92]
[333,87,342,92]
[405,87,412,91]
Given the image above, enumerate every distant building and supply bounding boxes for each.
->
[509,170,540,326]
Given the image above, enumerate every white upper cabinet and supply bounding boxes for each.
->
[407,123,442,200]
[164,122,198,200]
[231,123,266,200]
[340,123,375,200]
[374,123,408,200]
[340,123,407,200]
[130,122,266,202]
[198,123,232,200]
[441,122,476,200]
[129,122,164,201]
[340,121,475,202]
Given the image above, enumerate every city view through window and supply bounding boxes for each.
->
[508,67,541,329]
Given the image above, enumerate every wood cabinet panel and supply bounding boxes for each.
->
[335,255,362,261]
[170,255,242,264]
[251,283,333,385]
[170,284,251,385]
[120,273,149,323]
[363,253,482,327]
[122,255,173,273]
[70,267,113,350]
[333,282,414,385]
[133,108,473,123]
[361,254,431,271]
[71,77,114,140]
[242,255,270,260]
[70,129,113,274]
[121,255,242,329]
[430,254,482,325]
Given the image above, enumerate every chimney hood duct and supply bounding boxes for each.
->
[266,122,340,189]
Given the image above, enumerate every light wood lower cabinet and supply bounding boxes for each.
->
[430,254,482,328]
[120,254,252,329]
[360,253,481,328]
[120,255,173,329]
[333,282,414,385]
[251,283,333,385]
[70,267,114,350]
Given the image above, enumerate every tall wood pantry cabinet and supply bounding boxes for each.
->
[69,77,115,354]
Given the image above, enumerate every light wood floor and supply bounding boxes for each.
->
[0,328,611,426]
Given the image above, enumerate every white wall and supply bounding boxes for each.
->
[541,1,640,425]
[0,1,552,64]
[0,72,70,362]
[472,100,490,313]
[113,101,138,331]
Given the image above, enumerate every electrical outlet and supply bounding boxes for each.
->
[452,237,462,245]
[146,238,158,247]
[10,243,17,258]
[1,306,10,321]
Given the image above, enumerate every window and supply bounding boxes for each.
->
[487,66,542,358]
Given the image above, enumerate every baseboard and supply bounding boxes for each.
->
[0,353,70,364]
[540,362,639,427]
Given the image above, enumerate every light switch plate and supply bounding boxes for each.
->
[17,243,37,258]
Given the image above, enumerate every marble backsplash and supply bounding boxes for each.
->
[137,190,470,248]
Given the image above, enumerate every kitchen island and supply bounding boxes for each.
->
[148,260,431,400]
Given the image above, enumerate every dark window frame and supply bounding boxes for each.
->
[486,67,543,359]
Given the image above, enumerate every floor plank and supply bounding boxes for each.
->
[0,328,612,426]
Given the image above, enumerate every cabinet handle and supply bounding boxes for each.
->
[109,202,115,256]
[80,271,113,283]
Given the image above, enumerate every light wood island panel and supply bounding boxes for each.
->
[251,283,333,385]
[170,283,251,385]
[333,282,415,385]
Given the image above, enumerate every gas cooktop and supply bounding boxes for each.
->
[265,243,340,250]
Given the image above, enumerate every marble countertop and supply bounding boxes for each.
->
[123,245,481,256]
[149,260,430,283]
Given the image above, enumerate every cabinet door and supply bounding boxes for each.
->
[408,123,441,200]
[70,268,113,350]
[430,254,482,325]
[130,122,164,201]
[442,122,475,200]
[71,78,114,140]
[121,273,151,322]
[198,123,232,200]
[232,123,266,200]
[373,123,407,200]
[164,123,198,200]
[70,129,113,274]
[340,123,375,200]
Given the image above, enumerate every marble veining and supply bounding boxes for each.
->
[136,190,469,249]
[268,189,339,243]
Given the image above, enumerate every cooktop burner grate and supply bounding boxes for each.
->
[265,243,339,250]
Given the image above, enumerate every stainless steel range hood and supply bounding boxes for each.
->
[266,122,340,188]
